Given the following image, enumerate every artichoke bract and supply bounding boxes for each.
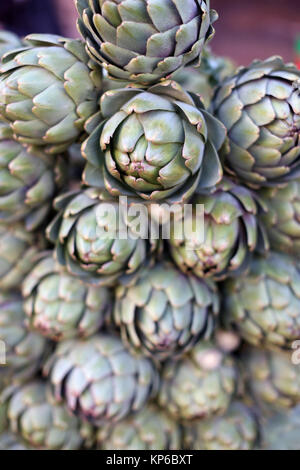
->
[184,401,258,450]
[0,123,65,230]
[114,262,219,360]
[0,34,102,154]
[158,340,238,421]
[6,381,93,450]
[22,254,112,341]
[0,292,48,387]
[243,347,300,409]
[260,405,300,450]
[0,224,42,291]
[223,252,300,350]
[0,31,23,60]
[97,405,182,450]
[169,178,269,281]
[83,80,225,202]
[76,0,218,86]
[0,432,29,450]
[212,57,300,187]
[44,334,159,425]
[258,180,300,256]
[47,188,159,286]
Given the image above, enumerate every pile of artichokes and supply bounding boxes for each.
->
[0,0,300,451]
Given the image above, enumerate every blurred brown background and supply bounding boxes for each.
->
[0,0,300,66]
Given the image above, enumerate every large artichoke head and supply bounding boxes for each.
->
[158,340,238,421]
[258,180,300,256]
[212,57,300,187]
[47,188,160,285]
[0,292,48,388]
[22,253,112,341]
[97,405,182,450]
[114,262,219,360]
[0,34,102,154]
[169,178,269,280]
[0,31,24,60]
[83,80,225,202]
[43,334,159,425]
[260,405,300,450]
[0,224,43,291]
[184,401,258,450]
[223,252,300,350]
[5,381,93,450]
[76,0,218,86]
[0,122,65,230]
[243,347,300,410]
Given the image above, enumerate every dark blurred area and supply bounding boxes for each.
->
[0,0,62,36]
[0,0,299,66]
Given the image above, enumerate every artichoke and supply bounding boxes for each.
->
[243,347,300,409]
[0,122,65,230]
[114,262,219,360]
[22,253,112,341]
[76,0,218,86]
[212,56,300,187]
[158,340,238,421]
[0,432,28,450]
[97,405,182,450]
[223,252,300,350]
[0,34,102,154]
[168,178,269,281]
[258,180,300,256]
[0,31,23,60]
[260,405,300,450]
[43,333,159,425]
[82,80,225,202]
[184,401,258,450]
[0,292,48,387]
[5,381,93,450]
[47,188,159,286]
[0,224,43,291]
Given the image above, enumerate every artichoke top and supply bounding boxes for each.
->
[47,187,161,286]
[76,0,218,86]
[22,253,112,341]
[83,80,226,203]
[212,56,300,188]
[0,34,102,154]
[169,177,269,281]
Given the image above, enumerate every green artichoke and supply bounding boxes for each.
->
[223,252,300,350]
[0,432,28,450]
[0,292,48,387]
[243,347,300,409]
[0,224,43,291]
[184,401,258,450]
[0,31,23,60]
[83,80,225,202]
[168,178,269,281]
[260,405,300,450]
[76,0,218,86]
[0,34,102,154]
[47,188,159,286]
[97,405,182,450]
[22,253,112,341]
[258,180,300,255]
[44,333,159,425]
[212,56,300,187]
[158,340,238,421]
[5,381,93,450]
[114,262,219,360]
[0,122,65,230]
